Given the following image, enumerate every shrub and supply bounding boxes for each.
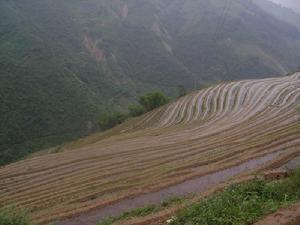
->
[128,104,146,117]
[138,91,169,111]
[98,91,170,130]
[98,111,128,130]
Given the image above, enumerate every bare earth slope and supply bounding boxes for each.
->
[0,73,300,224]
[254,201,300,225]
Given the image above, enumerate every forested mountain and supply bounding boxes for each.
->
[1,0,300,165]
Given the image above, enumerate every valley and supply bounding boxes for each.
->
[2,0,300,164]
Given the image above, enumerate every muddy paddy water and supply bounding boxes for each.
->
[281,156,300,171]
[54,152,281,225]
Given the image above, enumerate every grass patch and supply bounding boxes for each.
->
[0,207,32,225]
[97,197,186,225]
[168,168,300,225]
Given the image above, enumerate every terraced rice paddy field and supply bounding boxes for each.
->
[1,73,300,225]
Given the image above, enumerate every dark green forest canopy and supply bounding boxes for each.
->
[1,0,300,165]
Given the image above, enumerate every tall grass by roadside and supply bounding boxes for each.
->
[0,207,32,225]
[169,168,300,225]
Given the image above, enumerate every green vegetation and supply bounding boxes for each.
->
[98,111,128,131]
[177,85,188,98]
[128,104,146,117]
[97,197,186,225]
[129,91,170,117]
[2,0,300,165]
[98,205,157,225]
[96,169,300,225]
[169,169,300,225]
[0,207,32,225]
[138,91,170,112]
[98,91,169,130]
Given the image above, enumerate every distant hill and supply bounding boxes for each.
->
[268,0,300,13]
[254,0,300,29]
[1,0,300,165]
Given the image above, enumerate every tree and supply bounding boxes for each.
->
[98,111,128,130]
[138,91,169,111]
[128,104,146,117]
[97,91,170,131]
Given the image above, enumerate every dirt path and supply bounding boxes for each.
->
[54,152,281,225]
[254,201,300,225]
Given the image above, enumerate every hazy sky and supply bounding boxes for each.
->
[269,0,300,13]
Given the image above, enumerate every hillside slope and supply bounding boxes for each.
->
[0,73,299,225]
[254,0,300,29]
[2,0,300,164]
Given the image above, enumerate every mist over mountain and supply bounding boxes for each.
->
[254,0,300,29]
[1,0,300,164]
[268,0,300,13]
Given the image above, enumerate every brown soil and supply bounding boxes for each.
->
[83,35,105,62]
[254,201,300,225]
[1,74,299,225]
[54,152,282,225]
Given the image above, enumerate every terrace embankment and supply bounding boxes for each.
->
[54,151,283,225]
[0,73,299,225]
[254,201,300,225]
